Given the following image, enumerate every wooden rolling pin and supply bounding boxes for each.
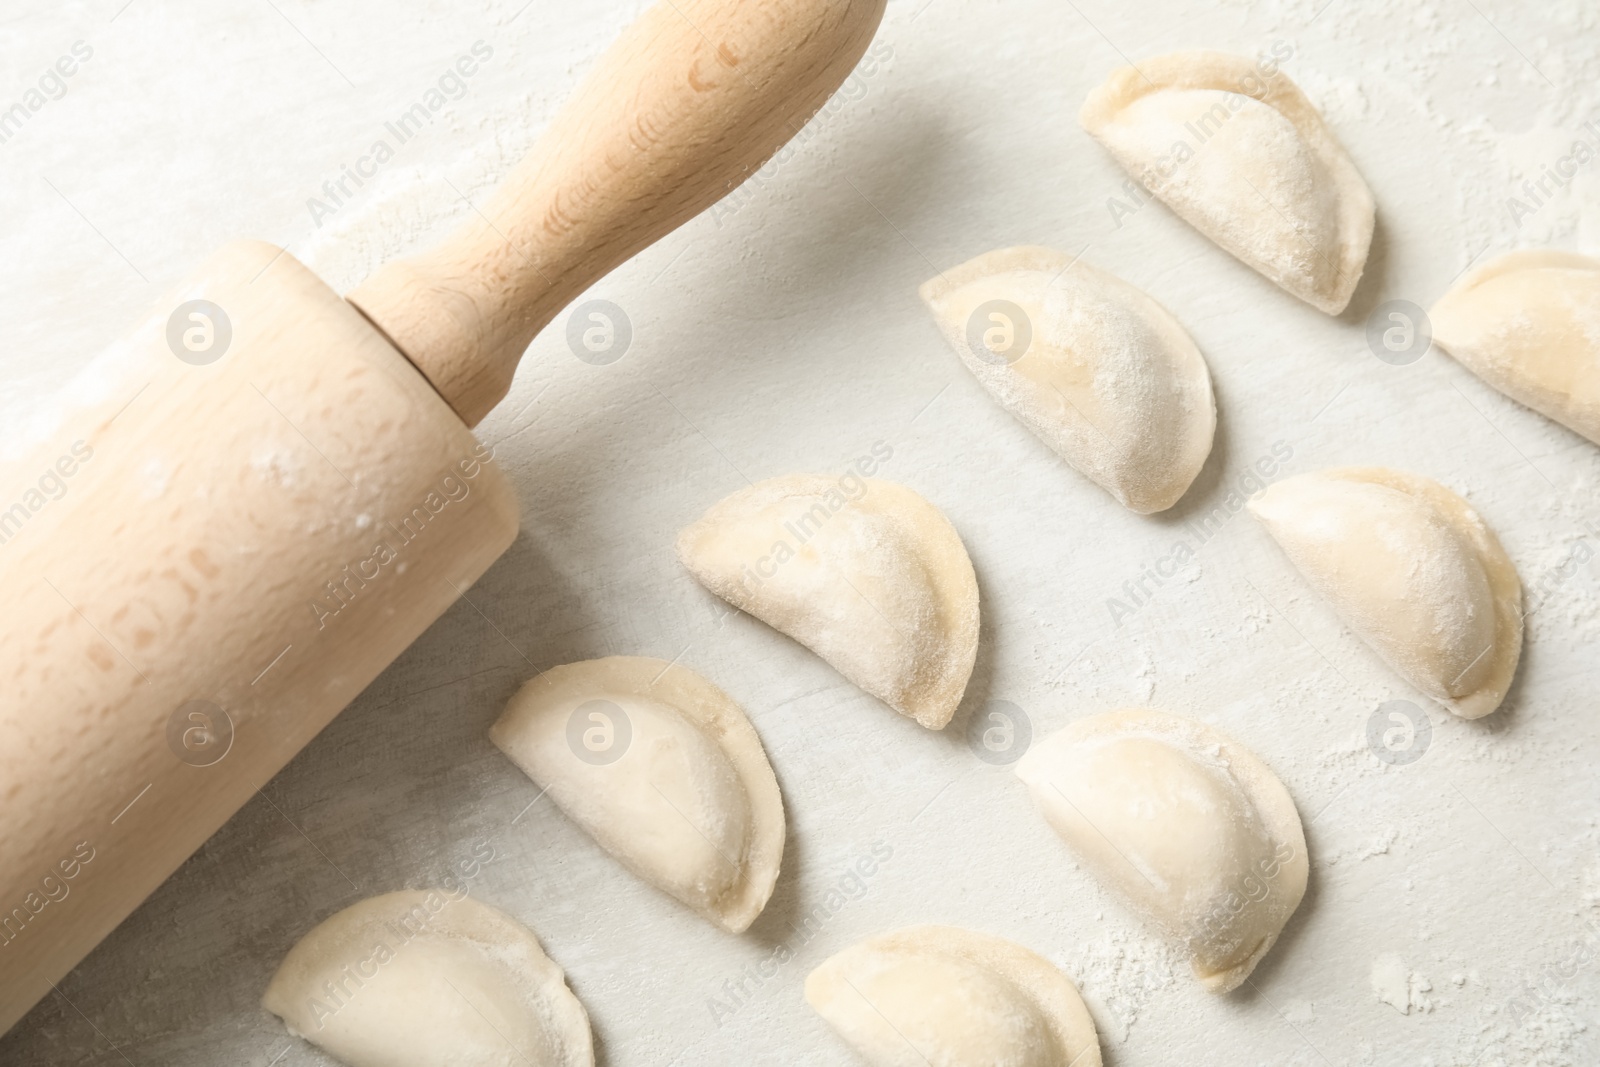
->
[0,0,886,1034]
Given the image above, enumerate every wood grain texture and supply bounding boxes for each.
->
[0,242,519,1033]
[348,0,889,426]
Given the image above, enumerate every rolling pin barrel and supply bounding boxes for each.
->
[0,0,886,1036]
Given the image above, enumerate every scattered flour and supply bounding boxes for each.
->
[1321,823,1401,868]
[1371,952,1433,1015]
[1066,930,1179,1044]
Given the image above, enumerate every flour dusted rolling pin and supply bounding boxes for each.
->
[0,0,885,1033]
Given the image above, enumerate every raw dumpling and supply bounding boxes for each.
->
[490,657,784,933]
[262,891,593,1067]
[1431,250,1600,446]
[1081,51,1376,315]
[1016,710,1308,994]
[677,476,979,729]
[920,246,1216,513]
[806,926,1102,1067]
[1249,468,1523,719]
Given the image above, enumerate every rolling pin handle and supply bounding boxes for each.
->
[348,0,888,427]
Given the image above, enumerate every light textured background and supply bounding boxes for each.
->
[3,0,1600,1064]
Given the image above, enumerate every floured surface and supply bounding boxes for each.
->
[2,0,1599,1065]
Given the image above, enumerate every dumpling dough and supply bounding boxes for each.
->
[262,891,593,1067]
[806,926,1102,1067]
[1081,51,1376,315]
[677,476,979,729]
[490,657,784,933]
[1017,710,1308,994]
[1431,250,1600,446]
[1249,468,1523,719]
[920,246,1216,513]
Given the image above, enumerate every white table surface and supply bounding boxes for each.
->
[3,0,1599,1064]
